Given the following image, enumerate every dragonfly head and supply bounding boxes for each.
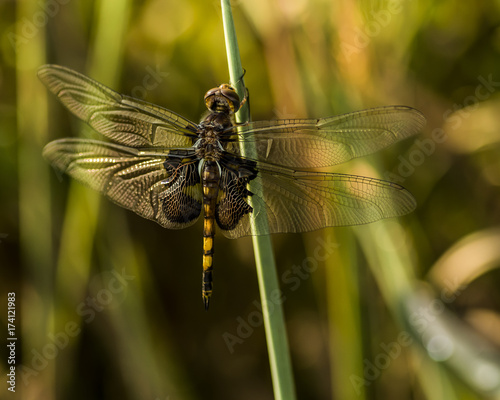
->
[204,84,241,115]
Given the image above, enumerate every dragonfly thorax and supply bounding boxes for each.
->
[200,111,233,130]
[194,137,223,161]
[195,112,231,161]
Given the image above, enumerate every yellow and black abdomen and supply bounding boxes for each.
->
[201,160,220,310]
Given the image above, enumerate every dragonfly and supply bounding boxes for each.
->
[40,64,425,309]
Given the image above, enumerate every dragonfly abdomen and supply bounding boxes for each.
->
[201,160,220,310]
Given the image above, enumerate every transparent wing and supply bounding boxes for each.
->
[223,106,426,168]
[43,138,202,229]
[217,162,416,239]
[38,64,199,148]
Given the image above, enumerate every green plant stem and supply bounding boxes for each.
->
[17,0,54,397]
[220,1,296,399]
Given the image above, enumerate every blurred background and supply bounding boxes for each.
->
[1,0,500,399]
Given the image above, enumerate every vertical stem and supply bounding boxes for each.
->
[220,1,296,399]
[53,0,132,395]
[16,0,53,397]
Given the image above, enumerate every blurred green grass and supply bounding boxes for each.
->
[2,0,500,399]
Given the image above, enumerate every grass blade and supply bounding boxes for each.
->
[221,1,296,399]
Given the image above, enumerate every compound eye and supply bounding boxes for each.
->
[204,84,241,113]
[219,85,241,112]
[204,87,219,102]
[204,88,219,112]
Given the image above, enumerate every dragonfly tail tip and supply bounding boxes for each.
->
[203,296,210,311]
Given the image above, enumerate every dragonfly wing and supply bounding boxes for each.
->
[215,168,254,233]
[217,162,416,239]
[38,64,198,148]
[225,106,425,168]
[44,138,202,229]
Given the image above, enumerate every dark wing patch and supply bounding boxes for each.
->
[160,161,202,225]
[43,138,202,229]
[215,168,253,231]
